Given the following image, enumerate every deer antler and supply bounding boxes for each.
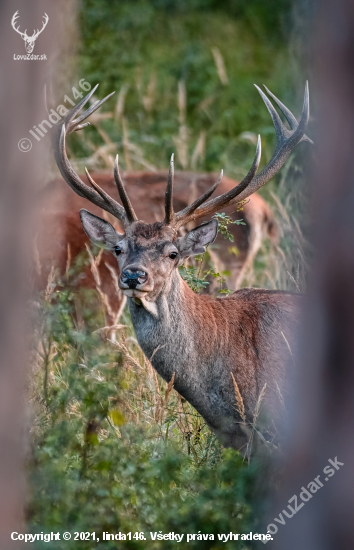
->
[53,83,311,231]
[52,85,134,226]
[31,13,49,40]
[164,154,175,224]
[11,11,27,39]
[171,82,311,229]
[173,137,261,229]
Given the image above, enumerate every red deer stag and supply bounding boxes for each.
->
[36,173,277,318]
[52,83,311,451]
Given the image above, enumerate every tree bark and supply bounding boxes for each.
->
[0,1,67,546]
[275,1,354,548]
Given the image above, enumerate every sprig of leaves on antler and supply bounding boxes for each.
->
[213,210,246,243]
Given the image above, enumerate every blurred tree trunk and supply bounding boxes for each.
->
[0,0,72,547]
[275,0,354,548]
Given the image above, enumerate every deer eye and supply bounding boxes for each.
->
[169,251,178,259]
[115,246,122,256]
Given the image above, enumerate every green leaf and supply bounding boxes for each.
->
[109,410,126,426]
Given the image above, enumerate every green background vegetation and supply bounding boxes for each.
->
[27,1,310,547]
[74,0,301,179]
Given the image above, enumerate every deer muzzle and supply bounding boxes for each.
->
[120,266,149,291]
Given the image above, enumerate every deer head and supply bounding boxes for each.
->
[52,83,311,310]
[11,11,49,53]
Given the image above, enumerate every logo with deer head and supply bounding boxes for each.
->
[11,10,49,54]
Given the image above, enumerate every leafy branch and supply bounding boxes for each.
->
[212,211,246,242]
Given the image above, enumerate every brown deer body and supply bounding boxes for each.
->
[51,83,311,450]
[127,251,299,449]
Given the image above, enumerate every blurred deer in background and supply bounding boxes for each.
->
[35,169,277,322]
[51,82,311,451]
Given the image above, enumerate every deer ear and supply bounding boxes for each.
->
[80,209,123,249]
[177,219,218,258]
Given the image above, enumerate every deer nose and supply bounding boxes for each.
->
[121,267,148,289]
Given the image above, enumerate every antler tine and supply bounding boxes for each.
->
[262,85,298,130]
[72,92,116,129]
[63,85,115,135]
[262,83,313,144]
[173,170,223,225]
[165,154,175,224]
[62,83,99,131]
[85,167,125,208]
[173,136,261,229]
[232,81,311,204]
[114,155,138,224]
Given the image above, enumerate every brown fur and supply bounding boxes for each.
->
[35,170,277,318]
[78,215,300,451]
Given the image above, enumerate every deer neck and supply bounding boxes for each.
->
[127,270,214,386]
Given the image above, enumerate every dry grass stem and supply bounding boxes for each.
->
[143,72,157,113]
[152,368,164,423]
[105,262,120,296]
[274,381,286,412]
[115,83,130,122]
[45,265,56,302]
[33,233,41,277]
[191,130,206,170]
[173,125,189,169]
[149,344,166,363]
[211,47,229,85]
[264,270,277,290]
[286,270,300,292]
[281,331,293,357]
[177,80,186,125]
[122,116,133,170]
[253,383,267,426]
[164,372,175,407]
[270,190,290,224]
[65,243,71,276]
[85,244,115,319]
[112,339,142,372]
[231,372,246,422]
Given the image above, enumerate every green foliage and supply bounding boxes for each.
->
[26,285,265,548]
[178,264,210,293]
[74,0,300,182]
[179,254,233,295]
[179,215,237,294]
[213,212,246,243]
